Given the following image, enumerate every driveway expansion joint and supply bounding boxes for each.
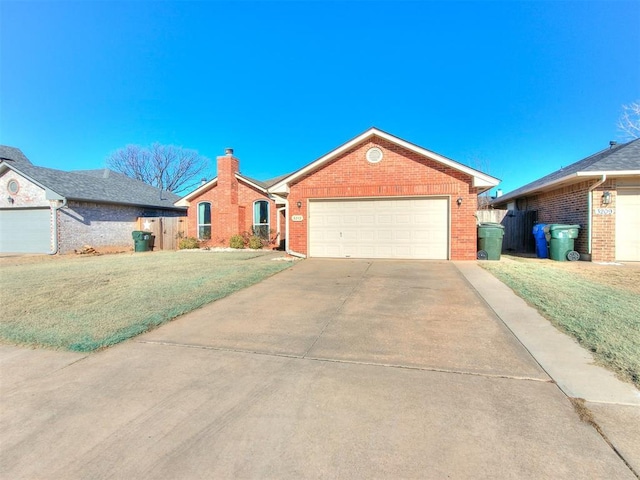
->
[137,340,554,383]
[453,262,640,405]
[569,397,640,480]
[300,261,373,358]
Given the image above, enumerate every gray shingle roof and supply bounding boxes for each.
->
[493,138,640,204]
[262,173,292,188]
[0,145,185,210]
[580,139,640,171]
[0,145,33,165]
[237,173,268,190]
[239,172,293,190]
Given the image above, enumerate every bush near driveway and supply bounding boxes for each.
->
[480,257,640,389]
[0,251,293,352]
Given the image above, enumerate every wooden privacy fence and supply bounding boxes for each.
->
[476,210,538,254]
[137,216,187,250]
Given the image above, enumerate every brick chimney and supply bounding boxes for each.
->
[216,148,240,240]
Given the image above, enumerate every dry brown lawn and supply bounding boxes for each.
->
[481,255,640,388]
[0,250,294,352]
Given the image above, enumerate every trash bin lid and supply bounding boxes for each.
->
[532,223,547,234]
[478,222,504,229]
[548,224,581,231]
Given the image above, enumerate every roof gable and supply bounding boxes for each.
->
[176,171,287,206]
[269,127,499,194]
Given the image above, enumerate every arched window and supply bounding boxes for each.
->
[253,200,269,239]
[197,202,211,240]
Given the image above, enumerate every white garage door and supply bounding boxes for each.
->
[616,188,640,261]
[309,197,449,259]
[0,208,52,254]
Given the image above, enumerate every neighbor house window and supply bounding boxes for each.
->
[198,202,211,240]
[253,200,269,239]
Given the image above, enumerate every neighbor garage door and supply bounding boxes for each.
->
[309,197,448,259]
[616,188,640,261]
[0,208,52,254]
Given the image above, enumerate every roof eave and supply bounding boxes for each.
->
[576,170,640,177]
[179,177,219,204]
[236,173,268,193]
[67,196,187,210]
[491,170,640,206]
[473,177,500,192]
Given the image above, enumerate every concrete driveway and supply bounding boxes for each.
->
[0,259,636,479]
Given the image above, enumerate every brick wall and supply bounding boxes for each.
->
[510,179,620,262]
[57,201,144,253]
[590,181,616,262]
[523,181,591,255]
[287,139,480,260]
[185,151,279,248]
[58,201,184,253]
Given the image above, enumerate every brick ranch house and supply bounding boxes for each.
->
[177,128,500,260]
[491,138,640,262]
[0,145,185,254]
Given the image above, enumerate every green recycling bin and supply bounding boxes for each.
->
[477,222,505,260]
[548,224,580,261]
[132,231,151,252]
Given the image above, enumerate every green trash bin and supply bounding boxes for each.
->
[132,231,151,252]
[548,224,580,261]
[477,222,505,260]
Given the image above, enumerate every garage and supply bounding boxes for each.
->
[0,208,52,254]
[616,188,640,261]
[308,197,449,259]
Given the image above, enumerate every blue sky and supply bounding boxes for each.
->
[1,0,639,195]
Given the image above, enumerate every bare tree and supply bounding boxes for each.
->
[617,101,640,139]
[107,143,210,193]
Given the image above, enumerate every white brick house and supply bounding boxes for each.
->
[0,146,186,254]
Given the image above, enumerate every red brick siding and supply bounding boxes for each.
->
[185,181,276,247]
[512,180,618,262]
[238,183,278,242]
[590,181,616,262]
[287,139,480,260]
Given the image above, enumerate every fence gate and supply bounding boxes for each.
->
[476,210,537,254]
[138,217,187,250]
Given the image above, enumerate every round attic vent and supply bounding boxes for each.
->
[366,147,383,164]
[7,179,19,195]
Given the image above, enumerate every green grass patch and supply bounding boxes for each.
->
[481,258,640,388]
[0,251,293,352]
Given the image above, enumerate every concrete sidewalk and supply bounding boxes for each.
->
[1,259,638,479]
[455,261,640,475]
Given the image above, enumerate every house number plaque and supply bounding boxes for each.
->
[595,208,614,215]
[292,215,304,222]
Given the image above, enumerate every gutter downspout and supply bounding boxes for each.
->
[49,198,68,255]
[283,198,306,258]
[276,206,285,248]
[587,175,606,256]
